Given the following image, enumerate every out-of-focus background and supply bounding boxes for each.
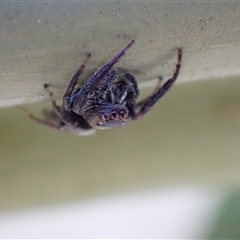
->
[1,1,240,238]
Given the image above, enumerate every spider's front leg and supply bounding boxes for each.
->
[43,52,91,126]
[73,40,135,115]
[130,48,182,120]
[63,53,91,110]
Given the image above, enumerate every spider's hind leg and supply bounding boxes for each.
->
[43,84,62,117]
[153,76,164,94]
[44,84,78,126]
[132,48,182,120]
[17,105,62,130]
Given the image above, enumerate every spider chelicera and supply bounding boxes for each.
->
[19,40,182,136]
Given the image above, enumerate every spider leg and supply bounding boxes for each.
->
[73,39,135,114]
[43,84,62,116]
[17,106,62,130]
[124,73,139,98]
[131,48,182,120]
[153,76,164,94]
[118,72,139,105]
[98,68,118,94]
[44,84,79,126]
[63,53,91,110]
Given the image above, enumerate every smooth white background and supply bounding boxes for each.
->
[0,186,224,238]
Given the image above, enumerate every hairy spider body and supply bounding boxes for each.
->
[19,40,182,136]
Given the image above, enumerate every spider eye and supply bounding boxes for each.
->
[119,110,125,118]
[111,110,117,118]
[103,114,108,119]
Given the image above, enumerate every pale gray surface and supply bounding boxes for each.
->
[1,1,240,106]
[1,2,240,213]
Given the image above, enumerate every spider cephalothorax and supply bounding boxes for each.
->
[19,40,182,136]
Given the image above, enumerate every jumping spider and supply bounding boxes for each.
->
[19,40,182,136]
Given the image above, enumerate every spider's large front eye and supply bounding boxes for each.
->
[111,110,117,118]
[119,110,125,118]
[103,114,108,119]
